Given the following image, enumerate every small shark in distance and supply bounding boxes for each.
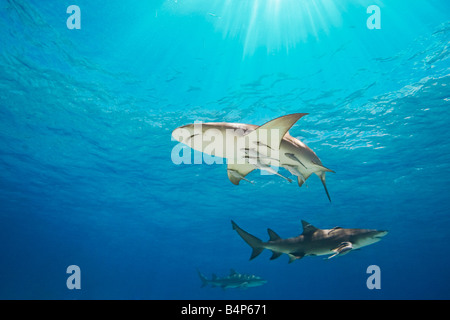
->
[197,269,267,289]
[231,220,388,263]
[172,113,334,201]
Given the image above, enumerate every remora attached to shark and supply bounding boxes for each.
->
[172,113,334,201]
[231,220,388,263]
[197,269,267,289]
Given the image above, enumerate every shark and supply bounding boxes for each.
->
[197,269,267,289]
[231,220,388,263]
[172,113,334,201]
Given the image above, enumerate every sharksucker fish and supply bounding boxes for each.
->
[172,113,334,201]
[231,220,388,263]
[197,269,267,289]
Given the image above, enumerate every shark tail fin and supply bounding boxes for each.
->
[197,269,208,288]
[318,172,332,202]
[231,220,264,260]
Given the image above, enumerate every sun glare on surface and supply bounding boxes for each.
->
[162,0,345,56]
[210,0,344,56]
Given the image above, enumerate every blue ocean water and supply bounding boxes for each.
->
[0,0,449,300]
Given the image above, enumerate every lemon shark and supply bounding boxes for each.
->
[171,113,334,201]
[231,220,388,263]
[197,269,267,289]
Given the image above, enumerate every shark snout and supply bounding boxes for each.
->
[374,230,388,239]
[368,230,388,244]
[354,229,388,248]
[172,125,194,143]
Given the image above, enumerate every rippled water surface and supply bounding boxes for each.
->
[0,0,449,299]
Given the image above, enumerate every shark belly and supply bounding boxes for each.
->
[187,128,242,161]
[265,239,337,257]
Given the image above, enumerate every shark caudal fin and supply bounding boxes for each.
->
[231,220,264,260]
[197,269,209,288]
[318,171,332,202]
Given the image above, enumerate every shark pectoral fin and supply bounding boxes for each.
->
[288,252,304,263]
[227,163,255,185]
[270,251,282,260]
[246,113,308,153]
[292,251,305,259]
[297,176,309,188]
[328,242,353,259]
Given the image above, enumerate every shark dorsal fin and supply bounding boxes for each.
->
[267,228,281,241]
[301,220,319,235]
[246,113,308,152]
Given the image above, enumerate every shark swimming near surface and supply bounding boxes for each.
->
[172,113,334,201]
[197,269,267,289]
[231,220,388,263]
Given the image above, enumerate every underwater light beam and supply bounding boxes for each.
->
[211,0,343,56]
